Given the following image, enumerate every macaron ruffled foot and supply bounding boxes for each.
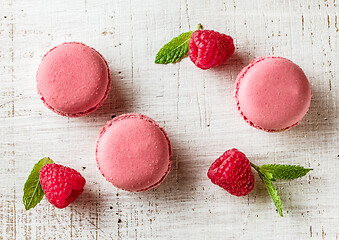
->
[37,42,111,117]
[96,113,172,192]
[234,56,312,132]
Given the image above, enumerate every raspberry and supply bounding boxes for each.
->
[207,149,254,196]
[189,30,235,70]
[40,163,86,208]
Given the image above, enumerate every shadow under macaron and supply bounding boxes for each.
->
[85,68,133,121]
[284,80,336,145]
[125,132,206,209]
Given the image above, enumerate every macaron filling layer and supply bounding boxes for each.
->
[234,56,311,132]
[96,113,172,192]
[37,42,111,117]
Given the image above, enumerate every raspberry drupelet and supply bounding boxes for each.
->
[40,163,86,208]
[207,148,254,196]
[189,29,235,69]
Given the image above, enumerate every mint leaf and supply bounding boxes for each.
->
[154,24,202,64]
[155,31,193,64]
[260,164,312,180]
[251,162,311,216]
[23,157,53,210]
[260,170,275,181]
[259,173,283,217]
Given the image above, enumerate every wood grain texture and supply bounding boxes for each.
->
[0,0,338,239]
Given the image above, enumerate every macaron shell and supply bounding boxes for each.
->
[37,42,111,117]
[96,114,172,192]
[235,56,311,131]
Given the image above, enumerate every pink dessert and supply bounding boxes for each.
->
[96,113,172,192]
[234,56,311,132]
[37,42,111,117]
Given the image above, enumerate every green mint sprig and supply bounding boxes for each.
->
[259,164,312,180]
[250,162,312,217]
[155,24,201,64]
[23,157,53,210]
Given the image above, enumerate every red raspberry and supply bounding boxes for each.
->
[40,163,86,208]
[207,149,254,196]
[189,30,235,69]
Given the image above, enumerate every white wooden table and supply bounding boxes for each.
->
[1,0,338,239]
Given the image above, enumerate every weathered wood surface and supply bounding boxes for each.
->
[0,0,338,239]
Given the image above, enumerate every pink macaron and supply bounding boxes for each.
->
[96,113,172,192]
[37,42,111,117]
[234,56,311,132]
